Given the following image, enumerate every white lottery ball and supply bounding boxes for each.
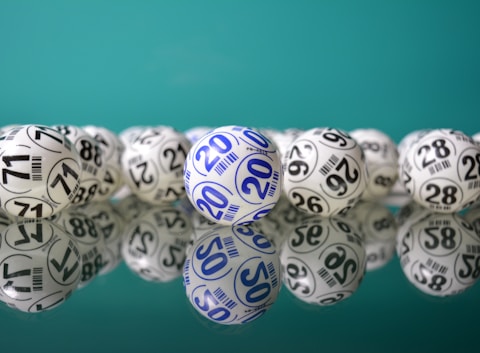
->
[350,128,399,200]
[122,204,192,282]
[184,125,282,225]
[280,215,366,305]
[183,225,281,325]
[397,212,480,296]
[52,125,106,205]
[53,207,106,288]
[399,129,480,213]
[0,219,82,313]
[282,127,368,217]
[348,200,398,271]
[83,125,126,201]
[122,126,191,204]
[0,125,82,219]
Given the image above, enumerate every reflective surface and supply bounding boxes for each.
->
[1,198,479,352]
[1,1,480,352]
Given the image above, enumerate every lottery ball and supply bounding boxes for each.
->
[121,126,191,204]
[282,127,368,217]
[183,224,281,325]
[83,125,126,201]
[183,125,282,225]
[52,124,106,205]
[348,200,398,271]
[53,207,106,288]
[280,215,366,305]
[0,219,82,313]
[397,212,480,296]
[350,128,398,200]
[122,204,192,282]
[0,125,82,219]
[399,129,480,213]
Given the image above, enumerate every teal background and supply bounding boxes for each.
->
[1,1,480,352]
[1,0,479,141]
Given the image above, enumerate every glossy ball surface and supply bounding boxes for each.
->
[122,204,192,282]
[183,225,281,325]
[184,125,282,225]
[282,127,368,217]
[122,126,191,204]
[350,128,398,200]
[83,125,125,201]
[397,212,480,296]
[52,124,106,205]
[0,125,82,218]
[0,219,82,313]
[399,129,480,213]
[280,215,366,305]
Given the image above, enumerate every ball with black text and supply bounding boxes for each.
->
[0,125,82,219]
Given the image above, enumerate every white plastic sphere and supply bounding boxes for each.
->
[52,125,106,205]
[184,125,282,225]
[122,126,191,204]
[122,204,192,282]
[183,224,281,325]
[397,212,480,296]
[350,128,399,200]
[0,219,82,313]
[280,215,366,305]
[83,125,125,201]
[399,129,480,213]
[282,127,368,217]
[0,125,82,218]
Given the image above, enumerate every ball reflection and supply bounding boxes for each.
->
[280,215,366,305]
[183,225,281,325]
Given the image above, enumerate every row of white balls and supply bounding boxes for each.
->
[1,124,479,222]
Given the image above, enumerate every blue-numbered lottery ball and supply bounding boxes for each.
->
[282,127,368,217]
[399,129,480,213]
[0,125,82,219]
[183,126,282,225]
[183,224,281,325]
[0,219,82,313]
